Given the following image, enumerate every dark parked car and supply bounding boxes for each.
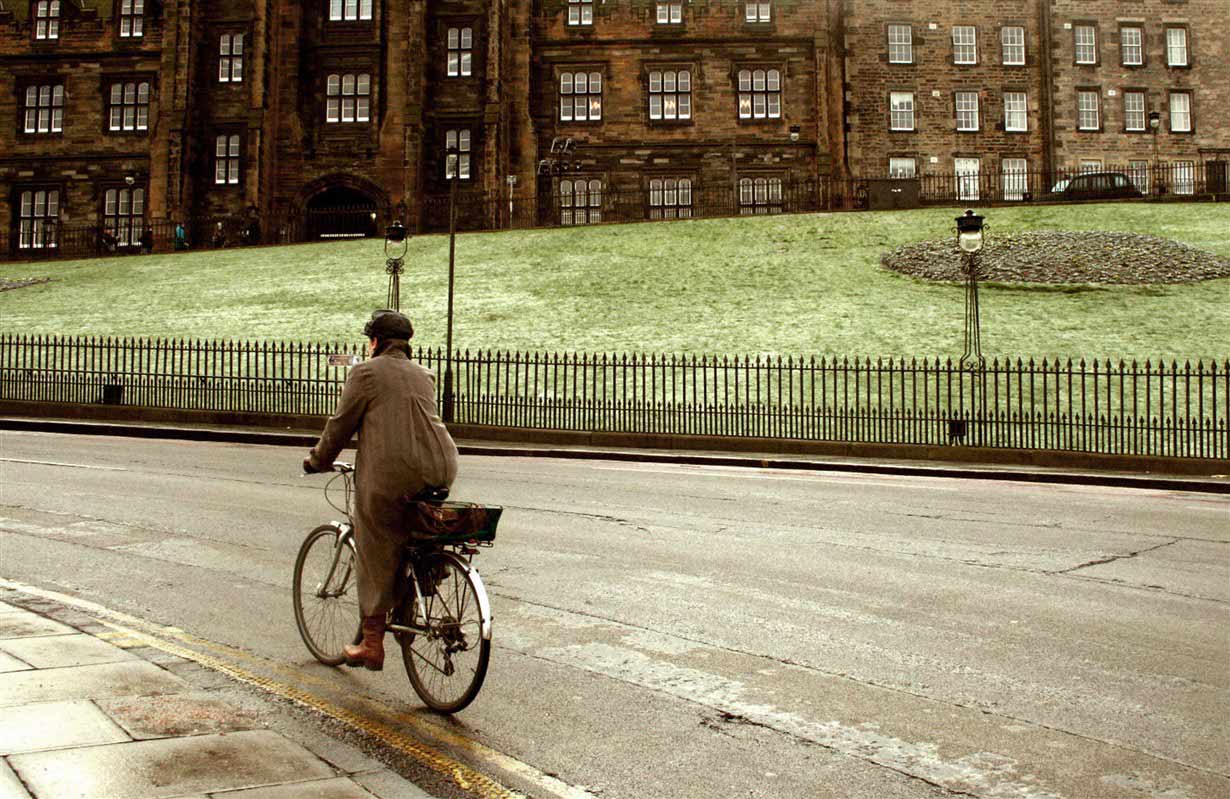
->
[1047,171,1144,201]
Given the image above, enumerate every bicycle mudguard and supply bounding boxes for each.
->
[402,500,502,543]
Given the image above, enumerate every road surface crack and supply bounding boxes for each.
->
[1050,539,1180,575]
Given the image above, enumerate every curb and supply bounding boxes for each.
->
[4,416,1228,494]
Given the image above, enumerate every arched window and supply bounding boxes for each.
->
[647,178,692,220]
[738,177,783,215]
[34,1,60,40]
[104,187,145,246]
[559,72,602,121]
[326,73,371,123]
[447,28,473,77]
[559,179,603,225]
[329,0,372,22]
[648,70,691,120]
[18,190,59,249]
[108,81,151,132]
[737,69,780,119]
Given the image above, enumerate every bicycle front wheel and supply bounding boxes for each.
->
[293,524,361,666]
[401,552,491,713]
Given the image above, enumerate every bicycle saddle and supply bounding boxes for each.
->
[411,486,450,503]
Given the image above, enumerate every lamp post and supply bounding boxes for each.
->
[1148,110,1163,196]
[383,219,408,311]
[442,146,460,423]
[956,209,986,370]
[537,137,580,224]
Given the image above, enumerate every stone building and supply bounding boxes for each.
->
[0,0,1225,253]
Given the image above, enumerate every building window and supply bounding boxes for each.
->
[34,0,60,40]
[214,134,240,184]
[560,179,602,225]
[108,81,151,132]
[1128,160,1150,193]
[1003,92,1027,132]
[1124,91,1146,131]
[219,34,244,82]
[1078,159,1102,173]
[888,24,913,64]
[889,92,914,131]
[737,69,780,120]
[104,187,144,247]
[745,2,770,23]
[325,73,371,123]
[445,129,471,179]
[1173,161,1194,194]
[328,0,372,22]
[888,157,916,178]
[656,2,682,24]
[118,0,143,38]
[559,72,602,121]
[648,70,691,121]
[955,91,979,131]
[1077,90,1100,130]
[17,189,59,250]
[1121,27,1143,66]
[567,0,593,26]
[1001,26,1025,65]
[1002,158,1028,201]
[952,26,977,64]
[1166,28,1188,66]
[1074,25,1097,64]
[447,28,473,77]
[22,84,64,134]
[648,178,692,219]
[955,158,980,201]
[738,177,783,215]
[1169,92,1191,132]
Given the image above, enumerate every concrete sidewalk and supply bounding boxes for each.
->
[0,590,433,799]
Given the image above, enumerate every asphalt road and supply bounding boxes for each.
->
[0,430,1227,799]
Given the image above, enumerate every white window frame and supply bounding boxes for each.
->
[1169,92,1191,132]
[215,134,241,185]
[648,178,693,219]
[1120,27,1143,66]
[1128,160,1150,193]
[744,2,770,23]
[17,189,59,250]
[656,2,682,24]
[648,70,691,121]
[1173,161,1194,195]
[955,91,979,132]
[1077,90,1100,130]
[108,81,151,132]
[738,177,783,215]
[559,71,603,122]
[34,0,60,40]
[889,92,914,131]
[103,187,144,247]
[1166,28,1188,67]
[952,26,977,65]
[1001,26,1025,65]
[325,73,371,124]
[888,157,916,179]
[887,24,913,64]
[1078,159,1103,174]
[1074,25,1097,64]
[955,158,981,201]
[118,0,144,38]
[1123,91,1146,132]
[1003,92,1027,132]
[447,27,473,77]
[737,69,781,120]
[219,34,244,83]
[567,0,593,26]
[560,179,603,225]
[1002,158,1028,201]
[445,129,471,180]
[328,0,373,22]
[23,84,64,134]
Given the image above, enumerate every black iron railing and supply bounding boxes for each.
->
[1,335,1225,460]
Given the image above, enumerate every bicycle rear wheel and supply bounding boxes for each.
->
[293,524,361,666]
[400,552,490,713]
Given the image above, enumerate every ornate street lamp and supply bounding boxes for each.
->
[442,145,460,422]
[383,219,408,311]
[1148,110,1163,196]
[956,209,986,371]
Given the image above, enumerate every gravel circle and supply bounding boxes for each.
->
[0,277,52,292]
[881,231,1230,285]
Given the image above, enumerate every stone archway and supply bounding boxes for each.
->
[299,175,389,240]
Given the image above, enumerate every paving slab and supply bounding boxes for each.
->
[351,770,434,799]
[0,701,130,755]
[209,777,377,798]
[97,694,262,740]
[9,730,336,799]
[0,634,139,669]
[0,652,29,674]
[0,761,31,799]
[0,615,75,641]
[0,661,186,707]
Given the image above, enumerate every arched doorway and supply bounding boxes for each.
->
[305,186,380,240]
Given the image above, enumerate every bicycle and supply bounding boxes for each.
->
[293,461,500,713]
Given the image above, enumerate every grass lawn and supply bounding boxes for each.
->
[2,203,1228,362]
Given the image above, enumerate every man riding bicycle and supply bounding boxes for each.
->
[303,310,458,671]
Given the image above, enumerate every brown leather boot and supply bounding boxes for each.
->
[344,615,385,671]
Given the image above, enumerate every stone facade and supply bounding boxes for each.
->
[0,0,1225,249]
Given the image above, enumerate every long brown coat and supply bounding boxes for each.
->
[308,344,458,616]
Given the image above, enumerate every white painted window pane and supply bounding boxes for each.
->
[678,71,690,91]
[678,94,690,119]
[589,72,601,92]
[356,97,369,121]
[1169,94,1191,131]
[461,53,472,75]
[738,71,751,91]
[649,72,661,92]
[461,28,472,48]
[1167,29,1188,66]
[589,96,602,119]
[360,0,372,20]
[357,74,370,94]
[330,0,342,20]
[649,94,662,119]
[575,73,587,93]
